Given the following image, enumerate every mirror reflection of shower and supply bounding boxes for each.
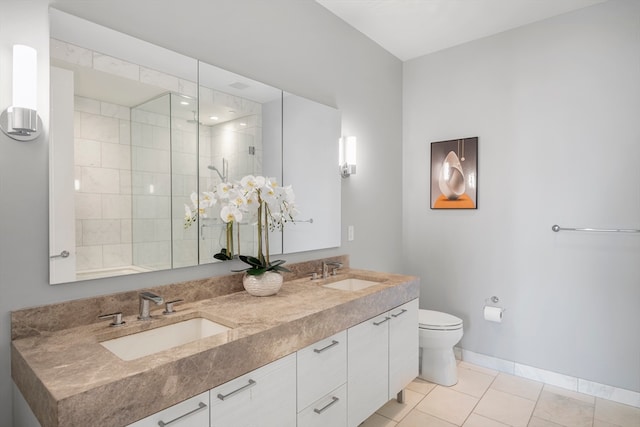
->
[208,159,228,182]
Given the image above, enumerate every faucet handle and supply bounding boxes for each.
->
[163,299,184,315]
[99,312,125,327]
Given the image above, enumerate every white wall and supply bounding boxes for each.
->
[403,0,640,392]
[0,0,403,424]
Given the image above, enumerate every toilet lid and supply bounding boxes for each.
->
[419,309,463,330]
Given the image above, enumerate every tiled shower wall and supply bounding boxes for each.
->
[169,110,199,269]
[198,87,264,263]
[130,103,172,271]
[74,96,133,273]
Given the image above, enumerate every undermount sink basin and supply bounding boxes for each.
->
[100,318,230,361]
[323,278,381,291]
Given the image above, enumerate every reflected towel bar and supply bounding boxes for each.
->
[293,218,314,224]
[551,224,640,233]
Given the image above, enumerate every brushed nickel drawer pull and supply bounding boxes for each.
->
[373,316,390,326]
[217,379,256,401]
[314,340,339,353]
[314,396,339,414]
[391,308,408,318]
[157,401,207,426]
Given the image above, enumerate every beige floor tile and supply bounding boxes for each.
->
[533,390,595,427]
[463,413,510,427]
[407,377,437,395]
[376,389,424,422]
[474,388,536,427]
[450,366,496,398]
[592,420,622,427]
[542,384,595,405]
[397,410,458,427]
[594,397,640,427]
[492,372,543,401]
[360,413,398,427]
[415,385,479,426]
[528,416,564,426]
[459,361,499,377]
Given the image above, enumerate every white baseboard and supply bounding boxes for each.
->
[456,347,640,408]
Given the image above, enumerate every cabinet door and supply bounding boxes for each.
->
[389,299,419,399]
[127,391,209,427]
[210,353,296,427]
[297,330,347,411]
[297,384,347,427]
[347,312,389,427]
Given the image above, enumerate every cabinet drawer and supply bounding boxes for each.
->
[127,391,209,427]
[297,330,347,411]
[210,353,296,427]
[297,384,347,427]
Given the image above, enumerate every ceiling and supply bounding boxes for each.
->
[315,0,606,61]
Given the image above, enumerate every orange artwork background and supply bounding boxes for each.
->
[433,194,475,209]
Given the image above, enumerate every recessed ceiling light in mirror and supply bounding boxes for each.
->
[229,82,250,90]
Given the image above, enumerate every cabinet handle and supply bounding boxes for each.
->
[391,308,408,318]
[313,396,339,414]
[313,340,339,353]
[373,316,390,326]
[216,379,256,401]
[157,401,207,427]
[49,250,70,259]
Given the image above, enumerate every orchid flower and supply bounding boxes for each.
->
[220,204,243,223]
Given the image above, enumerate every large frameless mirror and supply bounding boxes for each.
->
[48,8,341,285]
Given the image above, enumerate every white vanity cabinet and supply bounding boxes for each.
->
[347,312,390,427]
[347,299,419,427]
[13,296,418,427]
[127,391,209,427]
[209,353,297,427]
[388,299,419,399]
[297,330,347,427]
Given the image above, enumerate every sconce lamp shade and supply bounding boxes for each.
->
[12,45,38,110]
[339,136,357,178]
[1,44,41,141]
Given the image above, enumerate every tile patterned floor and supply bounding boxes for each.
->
[361,362,640,427]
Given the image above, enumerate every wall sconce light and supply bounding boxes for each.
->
[0,44,41,141]
[339,136,357,178]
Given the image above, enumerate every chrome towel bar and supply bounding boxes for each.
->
[552,224,640,233]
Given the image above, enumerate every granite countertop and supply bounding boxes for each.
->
[12,266,419,427]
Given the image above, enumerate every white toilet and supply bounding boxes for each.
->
[418,309,464,386]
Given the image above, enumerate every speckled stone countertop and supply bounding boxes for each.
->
[12,258,419,427]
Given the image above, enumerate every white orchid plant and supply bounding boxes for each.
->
[184,175,297,274]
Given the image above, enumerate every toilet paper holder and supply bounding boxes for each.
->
[484,296,506,312]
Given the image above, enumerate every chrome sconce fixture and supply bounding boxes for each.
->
[339,136,357,178]
[1,45,41,141]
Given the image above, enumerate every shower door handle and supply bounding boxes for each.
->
[50,250,70,259]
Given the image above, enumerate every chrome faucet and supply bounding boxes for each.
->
[322,261,343,279]
[138,291,164,320]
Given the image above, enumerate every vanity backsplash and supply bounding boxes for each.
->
[11,255,348,340]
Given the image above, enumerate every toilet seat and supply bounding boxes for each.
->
[419,309,463,331]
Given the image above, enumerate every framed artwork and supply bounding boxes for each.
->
[430,137,478,209]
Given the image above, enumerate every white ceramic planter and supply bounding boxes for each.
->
[243,271,283,296]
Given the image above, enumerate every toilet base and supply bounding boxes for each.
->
[419,347,458,386]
